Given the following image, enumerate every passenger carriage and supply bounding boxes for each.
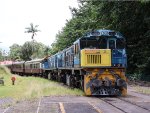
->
[24,59,43,76]
[11,61,25,75]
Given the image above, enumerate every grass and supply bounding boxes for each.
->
[0,66,84,101]
[133,86,150,95]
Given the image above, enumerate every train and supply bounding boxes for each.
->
[4,29,127,96]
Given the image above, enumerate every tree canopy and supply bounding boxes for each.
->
[9,41,49,61]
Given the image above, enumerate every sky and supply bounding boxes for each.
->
[0,0,78,52]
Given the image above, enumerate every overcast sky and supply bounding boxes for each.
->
[0,0,78,51]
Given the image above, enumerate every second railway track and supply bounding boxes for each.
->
[99,97,150,113]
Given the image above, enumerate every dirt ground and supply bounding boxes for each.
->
[128,79,150,87]
[0,83,150,113]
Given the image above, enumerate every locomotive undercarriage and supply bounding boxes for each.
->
[47,69,84,89]
[47,68,127,96]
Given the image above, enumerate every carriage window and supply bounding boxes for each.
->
[30,64,32,69]
[36,64,38,68]
[34,64,36,68]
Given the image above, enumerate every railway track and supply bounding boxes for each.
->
[99,97,150,113]
[99,98,127,113]
[118,97,150,112]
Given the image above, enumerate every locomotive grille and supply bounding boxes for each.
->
[81,49,111,67]
[87,54,101,64]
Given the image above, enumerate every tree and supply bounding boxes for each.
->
[44,46,51,56]
[9,44,22,61]
[20,41,47,60]
[20,42,32,61]
[25,23,41,57]
[25,23,40,40]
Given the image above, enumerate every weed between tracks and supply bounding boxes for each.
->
[0,66,84,101]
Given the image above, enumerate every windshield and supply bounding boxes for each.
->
[109,40,115,49]
[80,36,107,49]
[80,36,125,49]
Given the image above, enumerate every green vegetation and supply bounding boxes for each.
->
[0,65,11,76]
[134,86,150,95]
[9,44,22,60]
[0,66,84,101]
[9,41,51,61]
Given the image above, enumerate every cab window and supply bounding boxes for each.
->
[99,38,107,49]
[109,40,116,49]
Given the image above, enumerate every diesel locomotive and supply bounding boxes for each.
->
[44,29,127,96]
[5,29,127,96]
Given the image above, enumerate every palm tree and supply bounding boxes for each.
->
[25,23,40,59]
[25,23,40,40]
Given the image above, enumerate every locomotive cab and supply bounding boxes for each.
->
[78,30,127,68]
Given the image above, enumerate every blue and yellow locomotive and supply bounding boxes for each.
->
[45,29,127,96]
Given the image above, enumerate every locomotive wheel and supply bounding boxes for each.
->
[62,74,66,84]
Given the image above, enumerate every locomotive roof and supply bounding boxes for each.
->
[25,59,43,63]
[13,61,25,65]
[74,29,124,44]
